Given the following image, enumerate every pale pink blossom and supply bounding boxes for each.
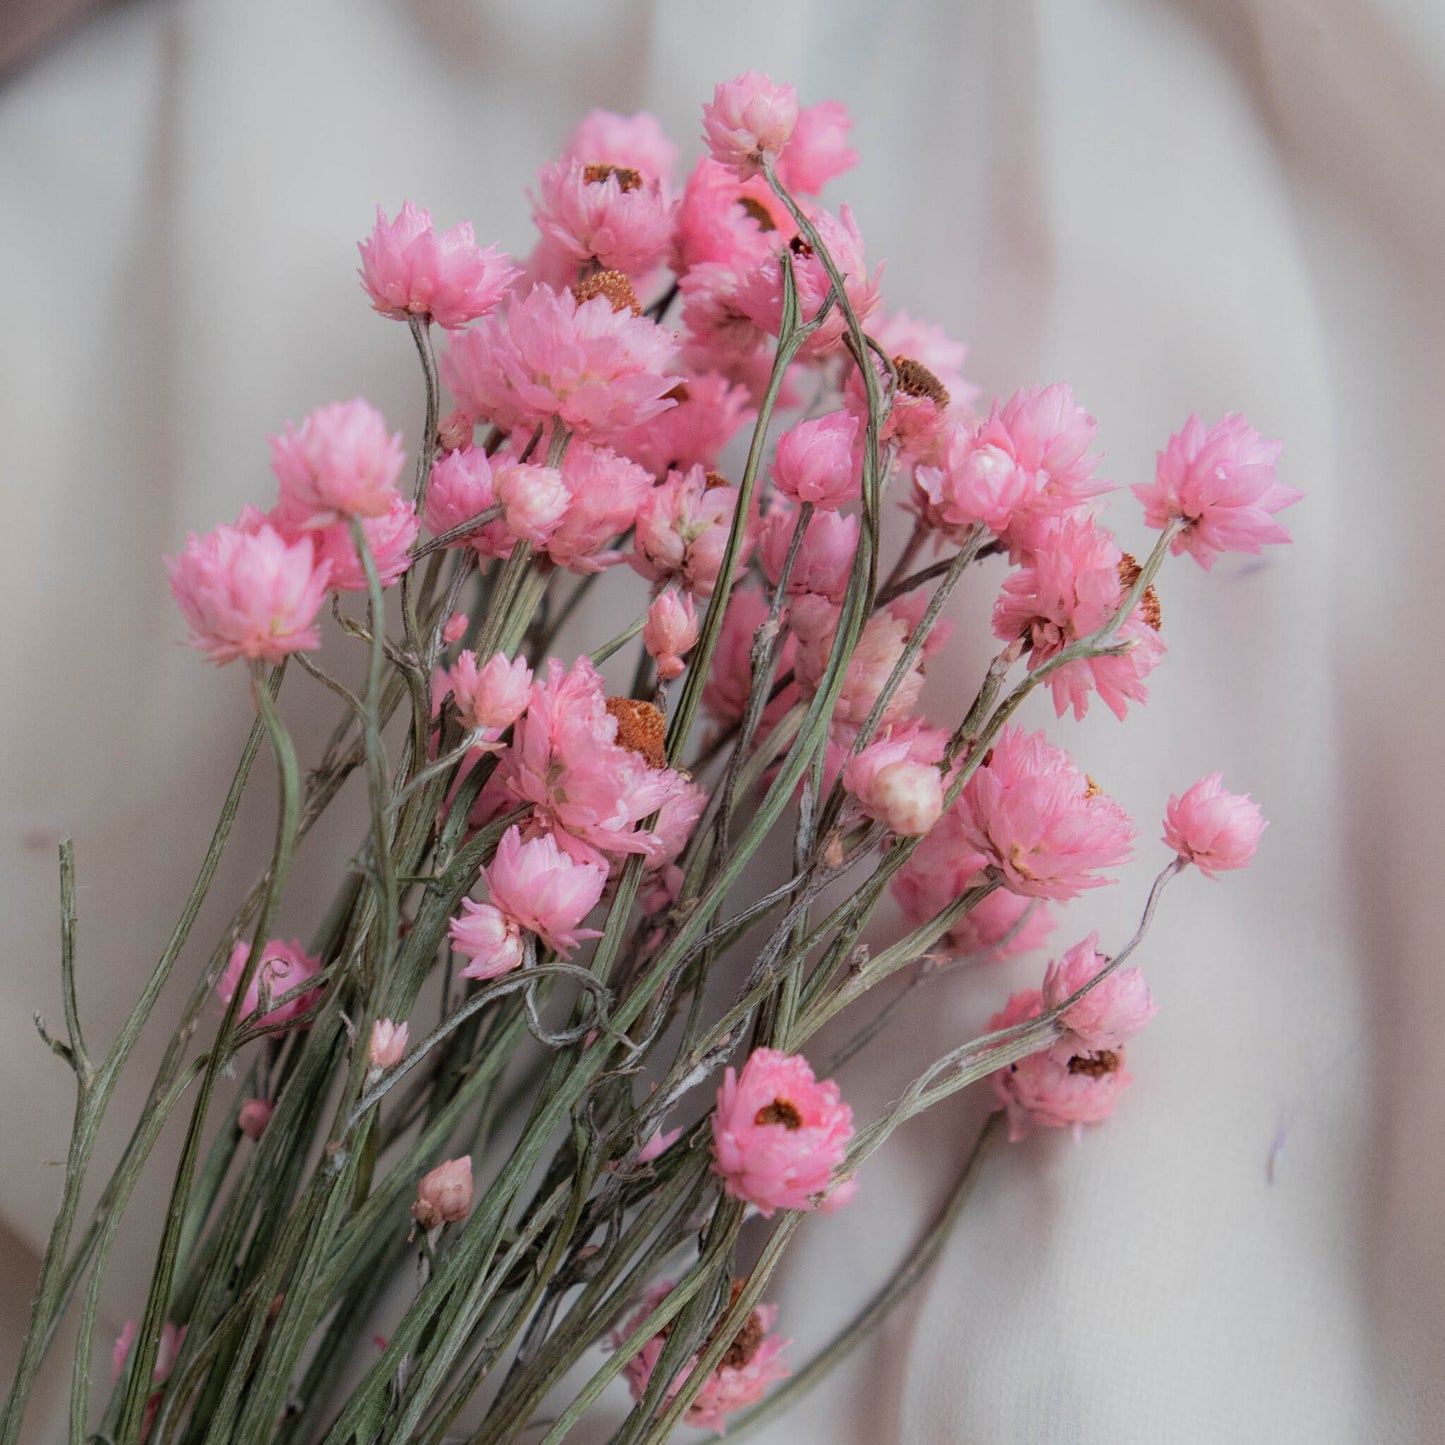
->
[531,158,675,279]
[308,493,419,592]
[445,651,533,732]
[167,522,329,666]
[449,901,524,980]
[759,504,858,604]
[369,1018,410,1070]
[988,989,1134,1141]
[632,464,756,598]
[673,157,787,275]
[1041,934,1157,1060]
[702,585,799,727]
[701,71,799,178]
[493,462,569,545]
[411,1156,473,1230]
[1163,773,1266,877]
[564,110,678,187]
[237,1097,272,1140]
[795,606,925,733]
[843,738,944,836]
[775,100,857,194]
[644,589,700,680]
[638,779,709,913]
[958,727,1135,899]
[269,398,406,527]
[616,1281,790,1435]
[609,371,754,477]
[424,446,510,558]
[710,1048,854,1216]
[358,202,518,329]
[217,938,323,1030]
[545,443,653,572]
[442,612,469,644]
[482,825,607,955]
[771,411,860,509]
[677,260,780,400]
[442,284,679,442]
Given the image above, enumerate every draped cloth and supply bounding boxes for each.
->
[1,2,1440,1438]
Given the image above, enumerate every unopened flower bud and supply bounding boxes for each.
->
[238,1097,273,1140]
[494,463,569,545]
[369,1018,409,1071]
[411,1155,473,1231]
[437,408,474,452]
[842,741,944,837]
[643,590,700,680]
[442,612,469,644]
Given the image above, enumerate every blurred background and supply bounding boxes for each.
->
[1,1,1442,1439]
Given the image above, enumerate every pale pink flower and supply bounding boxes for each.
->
[1163,772,1266,877]
[775,100,857,194]
[167,522,329,665]
[482,825,607,955]
[710,1047,854,1216]
[269,398,405,527]
[545,443,653,572]
[358,201,518,329]
[531,158,675,279]
[308,493,419,592]
[442,284,679,442]
[677,260,780,400]
[644,589,700,680]
[564,110,678,188]
[702,585,799,728]
[445,651,533,732]
[609,372,755,477]
[411,1156,473,1230]
[638,778,709,913]
[632,464,756,598]
[369,1018,410,1070]
[449,901,524,980]
[795,606,924,733]
[843,738,944,836]
[760,505,858,604]
[424,446,510,558]
[701,71,799,178]
[615,1281,790,1435]
[1041,934,1157,1060]
[958,727,1135,899]
[238,1097,272,1140]
[1133,413,1300,570]
[493,462,569,545]
[673,157,787,275]
[217,938,323,1030]
[771,411,860,510]
[988,988,1134,1141]
[442,612,469,644]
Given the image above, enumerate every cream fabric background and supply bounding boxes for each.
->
[1,1,1441,1439]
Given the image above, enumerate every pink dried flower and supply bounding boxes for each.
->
[1134,413,1300,570]
[702,585,799,728]
[368,1018,410,1071]
[795,605,924,733]
[424,446,510,558]
[493,462,569,545]
[988,988,1134,1141]
[411,1156,473,1231]
[616,1281,790,1435]
[449,901,524,980]
[677,260,779,399]
[442,284,679,442]
[545,442,653,572]
[167,522,329,666]
[269,398,406,527]
[775,100,857,194]
[701,71,799,178]
[442,612,469,644]
[958,727,1135,899]
[564,110,678,188]
[1163,773,1266,877]
[609,372,755,477]
[759,504,858,604]
[632,464,756,598]
[217,937,323,1031]
[771,410,860,510]
[644,589,700,680]
[673,157,786,276]
[237,1097,272,1140]
[531,158,675,279]
[843,738,944,836]
[482,825,607,955]
[639,778,709,913]
[445,650,533,733]
[358,201,518,329]
[1041,934,1157,1059]
[308,493,419,593]
[710,1047,854,1216]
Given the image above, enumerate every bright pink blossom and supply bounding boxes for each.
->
[1041,934,1157,1060]
[531,158,675,279]
[442,612,469,644]
[358,202,518,329]
[1133,414,1299,570]
[958,727,1135,899]
[1163,773,1266,877]
[776,100,857,194]
[843,738,944,836]
[632,464,756,598]
[701,71,799,178]
[673,157,788,275]
[449,901,525,980]
[167,522,329,665]
[616,1282,790,1435]
[424,446,510,558]
[308,493,419,592]
[445,651,533,732]
[442,284,679,442]
[482,825,607,954]
[644,589,700,680]
[411,1156,473,1230]
[609,371,754,477]
[493,462,569,545]
[710,1048,854,1216]
[759,504,858,604]
[369,1018,410,1071]
[677,260,780,399]
[218,937,323,1030]
[269,398,406,527]
[771,411,860,509]
[237,1097,272,1140]
[545,443,653,572]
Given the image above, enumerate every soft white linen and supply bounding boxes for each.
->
[1,0,1441,1438]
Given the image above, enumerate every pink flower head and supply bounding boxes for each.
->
[616,1281,790,1435]
[843,737,944,836]
[411,1155,473,1230]
[545,442,653,572]
[988,988,1134,1141]
[673,156,789,276]
[167,522,329,665]
[644,589,700,680]
[701,71,799,178]
[442,612,469,644]
[639,777,708,913]
[632,464,757,598]
[1041,934,1157,1060]
[771,410,860,510]
[481,825,607,955]
[775,100,857,194]
[710,1047,854,1216]
[424,446,510,558]
[238,1097,272,1140]
[358,202,518,329]
[677,261,780,400]
[958,727,1135,899]
[308,493,419,593]
[564,110,678,188]
[1133,413,1299,570]
[369,1018,410,1071]
[1163,772,1266,877]
[442,284,679,443]
[702,584,799,728]
[609,372,755,477]
[445,650,533,733]
[795,605,924,733]
[218,937,323,1030]
[269,398,406,527]
[760,504,858,604]
[493,462,569,545]
[449,901,524,980]
[531,158,675,280]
